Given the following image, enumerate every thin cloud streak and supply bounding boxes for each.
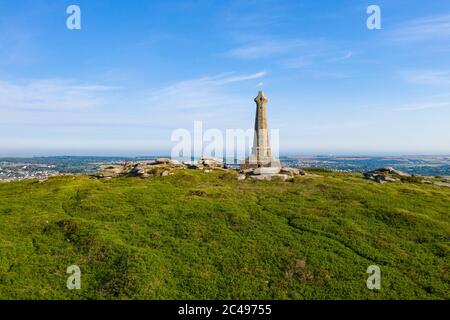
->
[395,101,450,111]
[391,14,450,42]
[305,121,375,130]
[402,69,450,86]
[0,72,265,133]
[227,39,307,59]
[146,71,267,112]
[226,36,356,76]
[0,79,117,111]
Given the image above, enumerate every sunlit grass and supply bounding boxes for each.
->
[0,169,448,299]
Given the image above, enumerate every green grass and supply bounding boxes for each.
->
[0,169,449,299]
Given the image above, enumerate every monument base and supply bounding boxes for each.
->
[241,156,281,172]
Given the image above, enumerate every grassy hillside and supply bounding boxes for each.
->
[0,169,449,300]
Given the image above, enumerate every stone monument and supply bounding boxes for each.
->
[241,91,281,173]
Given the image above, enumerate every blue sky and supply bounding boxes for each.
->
[1,0,449,156]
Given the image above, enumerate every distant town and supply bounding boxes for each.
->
[1,155,449,183]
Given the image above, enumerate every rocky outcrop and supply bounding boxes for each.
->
[182,157,224,170]
[364,167,450,187]
[155,158,182,165]
[364,167,411,183]
[99,159,185,179]
[99,157,226,179]
[200,157,224,168]
[99,164,129,178]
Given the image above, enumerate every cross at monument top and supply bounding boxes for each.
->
[254,90,268,105]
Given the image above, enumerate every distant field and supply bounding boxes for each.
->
[0,169,449,299]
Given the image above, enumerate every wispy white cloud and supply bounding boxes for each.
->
[343,51,353,59]
[0,79,116,111]
[226,36,355,75]
[306,121,374,130]
[280,56,312,69]
[0,72,265,134]
[212,71,267,84]
[395,101,450,111]
[146,71,266,112]
[227,39,306,59]
[328,50,353,62]
[401,69,450,86]
[391,14,450,42]
[220,1,294,33]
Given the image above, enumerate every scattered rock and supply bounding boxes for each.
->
[383,176,399,182]
[200,157,224,168]
[364,167,411,183]
[237,174,246,181]
[280,167,306,176]
[182,158,224,170]
[241,169,254,175]
[161,171,170,177]
[432,181,450,188]
[100,165,125,178]
[248,175,271,181]
[273,174,292,181]
[384,167,411,177]
[168,159,181,165]
[129,163,145,175]
[252,167,281,175]
[155,158,171,164]
[249,174,291,181]
[443,176,450,182]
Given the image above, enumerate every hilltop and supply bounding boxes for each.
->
[0,169,448,299]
